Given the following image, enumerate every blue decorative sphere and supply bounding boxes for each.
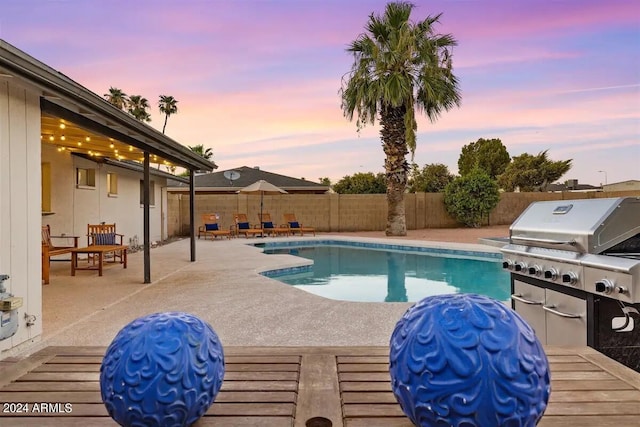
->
[389,294,550,427]
[100,312,225,427]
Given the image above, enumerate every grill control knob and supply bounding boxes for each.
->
[528,265,542,276]
[502,260,514,270]
[595,279,615,294]
[543,268,558,281]
[514,262,528,272]
[562,272,579,285]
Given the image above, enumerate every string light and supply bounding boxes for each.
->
[59,123,66,129]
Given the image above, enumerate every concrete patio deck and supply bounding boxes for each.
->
[11,227,509,360]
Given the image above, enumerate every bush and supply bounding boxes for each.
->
[444,169,500,227]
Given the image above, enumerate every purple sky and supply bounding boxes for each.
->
[1,0,638,186]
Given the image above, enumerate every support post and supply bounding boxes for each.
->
[143,152,151,283]
[189,169,196,262]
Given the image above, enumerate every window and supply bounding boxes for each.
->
[76,168,96,188]
[41,162,51,212]
[107,173,118,196]
[140,180,155,206]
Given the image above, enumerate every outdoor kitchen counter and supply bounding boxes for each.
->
[0,345,639,426]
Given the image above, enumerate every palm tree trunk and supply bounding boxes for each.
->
[380,104,409,236]
[162,115,169,134]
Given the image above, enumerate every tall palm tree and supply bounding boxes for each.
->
[104,87,128,110]
[341,2,461,236]
[127,95,151,122]
[188,144,213,161]
[158,95,178,134]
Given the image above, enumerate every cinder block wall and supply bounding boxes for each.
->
[167,190,640,236]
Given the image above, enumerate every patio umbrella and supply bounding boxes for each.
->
[237,180,287,227]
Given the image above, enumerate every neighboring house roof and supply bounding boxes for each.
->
[0,39,215,172]
[168,166,330,193]
[545,182,601,192]
[73,153,189,184]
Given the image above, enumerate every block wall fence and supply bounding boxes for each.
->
[167,190,640,237]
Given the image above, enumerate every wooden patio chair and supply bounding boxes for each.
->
[87,223,125,264]
[198,213,232,240]
[258,213,290,237]
[283,213,316,236]
[234,213,264,238]
[41,225,79,285]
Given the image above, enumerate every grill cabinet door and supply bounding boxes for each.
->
[544,288,587,346]
[513,280,546,343]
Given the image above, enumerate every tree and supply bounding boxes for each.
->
[341,2,461,236]
[188,144,213,161]
[127,95,151,122]
[498,150,572,192]
[104,87,128,110]
[408,163,454,192]
[318,177,332,186]
[457,138,510,179]
[444,169,500,227]
[158,95,178,134]
[333,172,386,194]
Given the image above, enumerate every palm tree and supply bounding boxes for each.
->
[104,87,128,110]
[341,2,461,236]
[158,95,178,134]
[188,144,213,161]
[127,95,151,122]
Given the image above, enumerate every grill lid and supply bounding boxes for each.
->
[509,197,640,254]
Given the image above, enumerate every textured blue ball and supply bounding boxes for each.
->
[100,312,225,427]
[389,294,550,427]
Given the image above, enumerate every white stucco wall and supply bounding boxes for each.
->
[41,145,168,244]
[0,78,43,352]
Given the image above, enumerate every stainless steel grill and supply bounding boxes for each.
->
[502,197,640,302]
[500,197,640,372]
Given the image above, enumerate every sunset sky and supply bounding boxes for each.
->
[1,0,638,186]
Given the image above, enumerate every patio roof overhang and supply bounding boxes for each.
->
[0,39,215,172]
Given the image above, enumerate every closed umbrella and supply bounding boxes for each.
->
[237,180,287,227]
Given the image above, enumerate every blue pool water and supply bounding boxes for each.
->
[260,242,510,303]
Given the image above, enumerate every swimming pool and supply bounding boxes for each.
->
[259,241,509,303]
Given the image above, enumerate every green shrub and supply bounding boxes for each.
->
[444,169,500,227]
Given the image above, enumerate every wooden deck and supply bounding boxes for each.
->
[0,346,639,426]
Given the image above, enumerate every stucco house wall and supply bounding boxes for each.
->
[42,143,168,244]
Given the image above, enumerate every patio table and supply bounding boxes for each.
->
[70,245,128,277]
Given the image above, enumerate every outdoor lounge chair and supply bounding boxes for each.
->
[198,213,232,240]
[42,225,79,284]
[258,213,290,237]
[283,213,316,236]
[234,213,264,238]
[87,223,126,264]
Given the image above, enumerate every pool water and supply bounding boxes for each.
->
[263,245,510,303]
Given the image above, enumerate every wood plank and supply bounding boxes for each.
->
[549,390,640,402]
[338,356,388,364]
[340,382,392,392]
[547,355,588,363]
[0,419,116,426]
[226,356,300,364]
[338,363,388,373]
[294,354,342,427]
[0,382,101,392]
[345,419,412,427]
[195,416,294,427]
[343,403,404,417]
[339,372,391,382]
[222,381,299,392]
[225,372,299,381]
[549,362,603,372]
[224,363,300,372]
[32,364,101,373]
[545,402,640,416]
[549,371,616,381]
[47,356,103,364]
[207,402,295,417]
[551,380,635,391]
[539,415,640,427]
[342,391,396,404]
[16,372,100,382]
